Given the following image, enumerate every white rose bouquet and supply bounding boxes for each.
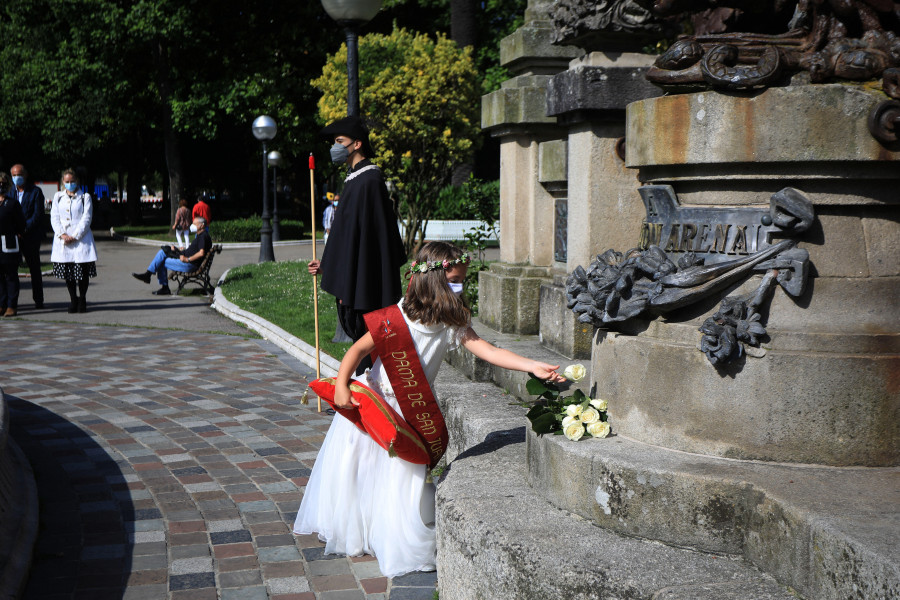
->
[520,365,611,441]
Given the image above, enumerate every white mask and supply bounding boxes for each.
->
[448,282,463,296]
[189,224,198,233]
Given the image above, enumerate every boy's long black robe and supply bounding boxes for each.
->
[319,159,406,312]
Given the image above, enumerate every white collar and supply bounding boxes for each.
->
[344,164,379,183]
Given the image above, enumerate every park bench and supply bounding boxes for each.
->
[168,244,223,295]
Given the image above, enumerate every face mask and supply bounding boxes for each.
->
[330,142,354,164]
[448,282,464,297]
[12,176,25,187]
[64,182,78,192]
[333,201,339,207]
[189,224,198,233]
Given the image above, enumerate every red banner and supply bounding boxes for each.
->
[365,305,448,468]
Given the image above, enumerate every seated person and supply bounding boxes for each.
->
[132,216,211,296]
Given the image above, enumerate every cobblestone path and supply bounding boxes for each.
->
[3,320,437,600]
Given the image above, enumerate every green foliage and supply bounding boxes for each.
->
[433,177,499,221]
[211,218,307,243]
[313,26,482,254]
[115,218,308,243]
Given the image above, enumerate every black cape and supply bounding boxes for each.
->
[319,159,406,311]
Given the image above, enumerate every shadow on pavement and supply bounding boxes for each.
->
[7,397,135,600]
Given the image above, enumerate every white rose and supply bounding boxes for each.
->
[564,421,585,441]
[580,407,600,424]
[565,404,584,417]
[587,421,611,438]
[590,398,608,412]
[562,415,580,429]
[563,364,586,382]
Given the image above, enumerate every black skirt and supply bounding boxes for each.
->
[53,262,97,281]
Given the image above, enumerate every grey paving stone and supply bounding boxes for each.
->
[207,518,244,532]
[210,530,253,545]
[302,547,343,561]
[350,561,384,579]
[257,546,302,563]
[169,571,216,591]
[220,586,269,600]
[170,557,214,575]
[267,576,311,594]
[256,534,296,548]
[387,587,437,600]
[321,590,366,600]
[132,542,168,556]
[131,554,168,571]
[309,560,353,576]
[391,571,437,587]
[170,544,212,559]
[122,583,168,600]
[218,569,263,588]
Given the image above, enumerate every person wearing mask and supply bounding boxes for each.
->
[323,192,339,245]
[131,216,211,296]
[50,169,99,313]
[9,164,45,309]
[0,172,26,317]
[307,116,406,374]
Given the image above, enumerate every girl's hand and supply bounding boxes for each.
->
[333,384,359,410]
[532,362,566,384]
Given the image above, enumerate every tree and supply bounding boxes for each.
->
[313,27,482,254]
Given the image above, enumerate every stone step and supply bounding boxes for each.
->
[437,320,900,600]
[527,427,900,600]
[432,369,797,600]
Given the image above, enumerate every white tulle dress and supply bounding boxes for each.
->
[293,300,466,577]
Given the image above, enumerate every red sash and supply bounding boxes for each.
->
[364,305,448,468]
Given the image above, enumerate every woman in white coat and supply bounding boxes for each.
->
[51,169,98,313]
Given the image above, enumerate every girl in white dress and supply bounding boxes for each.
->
[293,241,567,577]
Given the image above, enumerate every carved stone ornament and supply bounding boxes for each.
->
[632,0,900,96]
[565,185,814,366]
[548,0,664,49]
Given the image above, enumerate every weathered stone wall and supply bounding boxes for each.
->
[598,84,900,466]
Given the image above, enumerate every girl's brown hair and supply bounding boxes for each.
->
[403,241,470,328]
[178,199,188,208]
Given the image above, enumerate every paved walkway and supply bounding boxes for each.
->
[3,236,438,600]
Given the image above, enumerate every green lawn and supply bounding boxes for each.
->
[18,261,52,274]
[219,260,353,360]
[220,255,491,362]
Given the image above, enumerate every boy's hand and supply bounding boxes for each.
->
[532,362,566,384]
[308,260,322,275]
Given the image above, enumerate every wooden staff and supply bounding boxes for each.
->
[309,153,322,412]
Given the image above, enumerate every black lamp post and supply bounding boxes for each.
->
[267,150,283,242]
[320,0,383,117]
[252,115,277,262]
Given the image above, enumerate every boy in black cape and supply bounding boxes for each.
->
[308,116,406,372]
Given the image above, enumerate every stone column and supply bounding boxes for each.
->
[539,52,661,357]
[479,0,579,334]
[599,84,900,466]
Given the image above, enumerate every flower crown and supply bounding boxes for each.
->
[406,253,471,279]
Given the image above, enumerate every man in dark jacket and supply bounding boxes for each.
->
[307,116,406,372]
[10,164,45,309]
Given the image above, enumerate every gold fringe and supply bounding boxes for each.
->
[388,440,398,458]
[300,389,309,405]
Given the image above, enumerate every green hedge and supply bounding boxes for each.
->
[211,217,307,242]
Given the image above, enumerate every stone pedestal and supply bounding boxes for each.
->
[605,84,900,467]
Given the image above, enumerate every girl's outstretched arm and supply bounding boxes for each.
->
[460,327,566,383]
[333,332,376,409]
